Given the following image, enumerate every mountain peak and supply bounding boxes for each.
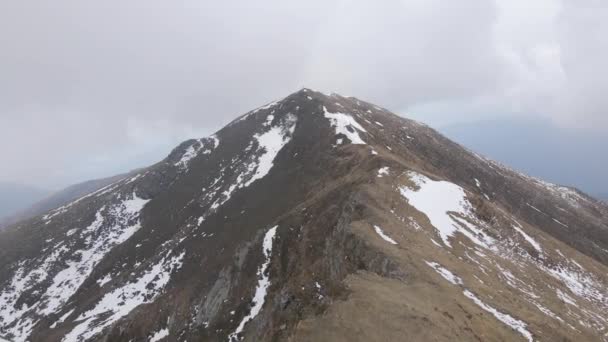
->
[1,91,607,342]
[223,88,407,149]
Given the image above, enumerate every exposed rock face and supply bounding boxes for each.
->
[1,89,607,342]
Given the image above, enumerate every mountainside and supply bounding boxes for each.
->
[1,89,607,342]
[0,174,130,230]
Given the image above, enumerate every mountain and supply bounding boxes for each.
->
[0,183,50,223]
[1,89,607,342]
[0,174,135,230]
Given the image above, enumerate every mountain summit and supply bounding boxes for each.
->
[1,89,607,341]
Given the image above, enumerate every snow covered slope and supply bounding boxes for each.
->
[1,89,607,342]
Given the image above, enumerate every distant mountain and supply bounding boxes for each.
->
[0,183,50,222]
[439,119,608,198]
[0,173,136,229]
[1,89,607,342]
[596,193,608,202]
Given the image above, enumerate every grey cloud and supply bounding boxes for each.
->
[0,0,605,188]
[554,0,608,128]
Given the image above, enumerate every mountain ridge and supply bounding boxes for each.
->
[0,174,136,230]
[439,118,608,198]
[1,89,607,342]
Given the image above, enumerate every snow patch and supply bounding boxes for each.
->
[245,120,295,187]
[399,172,494,249]
[0,194,150,341]
[175,136,219,171]
[41,194,150,316]
[425,261,462,285]
[0,245,67,340]
[149,328,169,342]
[263,114,274,127]
[211,115,296,210]
[373,225,397,245]
[545,266,604,303]
[229,226,278,341]
[377,167,389,178]
[323,106,367,145]
[62,252,184,342]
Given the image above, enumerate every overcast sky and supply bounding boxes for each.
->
[1,0,606,190]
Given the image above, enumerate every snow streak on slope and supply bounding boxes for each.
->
[543,264,606,304]
[463,290,533,342]
[425,261,462,285]
[229,226,278,341]
[243,119,294,187]
[406,167,607,335]
[0,194,149,341]
[399,172,494,249]
[42,194,150,315]
[62,251,185,342]
[512,222,543,254]
[426,261,533,341]
[373,225,397,245]
[49,309,74,329]
[323,106,367,145]
[211,114,297,210]
[41,177,126,224]
[175,135,219,170]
